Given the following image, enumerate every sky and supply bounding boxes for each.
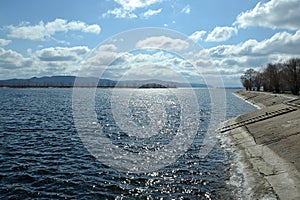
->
[0,0,300,87]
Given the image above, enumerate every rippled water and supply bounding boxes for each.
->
[0,88,256,199]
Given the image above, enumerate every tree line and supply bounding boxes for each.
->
[240,58,300,95]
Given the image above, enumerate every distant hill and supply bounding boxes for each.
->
[0,76,116,87]
[0,76,208,88]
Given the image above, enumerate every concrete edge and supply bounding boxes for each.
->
[222,90,300,200]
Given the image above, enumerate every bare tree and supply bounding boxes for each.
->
[264,63,282,93]
[241,68,256,91]
[262,67,270,92]
[284,58,300,95]
[241,75,250,90]
[253,71,263,91]
[242,57,300,95]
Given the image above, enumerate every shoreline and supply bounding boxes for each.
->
[222,91,300,200]
[233,92,262,110]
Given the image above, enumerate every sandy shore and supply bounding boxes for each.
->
[222,91,300,200]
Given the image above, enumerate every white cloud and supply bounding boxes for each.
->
[181,5,191,14]
[80,44,126,76]
[36,46,89,62]
[0,45,93,79]
[114,0,162,11]
[0,47,33,75]
[8,22,46,41]
[206,26,237,42]
[253,30,300,55]
[108,51,198,82]
[189,31,207,42]
[7,19,101,41]
[83,24,101,34]
[136,36,189,51]
[235,0,300,30]
[34,46,91,76]
[102,8,137,19]
[142,8,162,18]
[206,29,300,86]
[0,39,11,46]
[103,0,162,19]
[209,30,300,57]
[77,45,202,82]
[98,44,118,52]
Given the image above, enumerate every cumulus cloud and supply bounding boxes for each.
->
[189,0,300,85]
[206,26,237,42]
[142,8,162,18]
[36,46,90,62]
[102,8,137,19]
[7,19,101,41]
[103,0,162,18]
[109,51,198,82]
[89,44,122,65]
[235,0,300,30]
[0,45,93,79]
[206,29,300,86]
[98,44,118,52]
[78,46,202,82]
[0,47,32,70]
[123,64,181,81]
[83,24,101,34]
[209,30,300,57]
[136,36,189,51]
[0,39,11,46]
[0,50,35,80]
[114,0,162,11]
[189,31,207,42]
[181,5,191,14]
[79,43,127,77]
[253,31,300,55]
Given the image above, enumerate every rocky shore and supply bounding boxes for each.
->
[222,90,300,200]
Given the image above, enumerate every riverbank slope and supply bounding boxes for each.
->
[222,90,300,200]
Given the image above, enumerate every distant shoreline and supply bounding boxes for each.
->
[0,86,242,89]
[0,85,178,89]
[0,75,210,89]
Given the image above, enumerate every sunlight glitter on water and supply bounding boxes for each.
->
[0,88,258,199]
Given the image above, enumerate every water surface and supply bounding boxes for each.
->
[0,88,256,199]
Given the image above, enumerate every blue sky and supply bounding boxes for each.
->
[0,0,300,86]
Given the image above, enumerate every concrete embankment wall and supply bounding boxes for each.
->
[223,90,300,200]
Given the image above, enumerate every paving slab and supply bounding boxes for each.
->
[223,91,300,200]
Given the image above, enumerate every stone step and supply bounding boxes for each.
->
[220,106,297,133]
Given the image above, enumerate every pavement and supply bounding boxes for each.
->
[222,90,300,200]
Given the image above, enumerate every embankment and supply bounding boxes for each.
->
[222,91,300,200]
